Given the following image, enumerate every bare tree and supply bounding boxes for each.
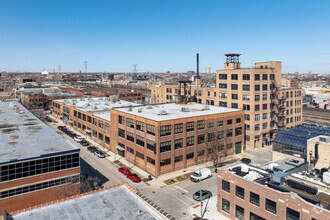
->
[206,130,229,169]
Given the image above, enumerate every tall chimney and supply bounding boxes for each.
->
[196,53,200,79]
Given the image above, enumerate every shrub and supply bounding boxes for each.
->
[142,178,149,182]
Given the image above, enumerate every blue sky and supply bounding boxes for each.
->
[0,0,329,73]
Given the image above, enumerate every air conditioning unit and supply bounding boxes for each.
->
[158,110,167,115]
[202,105,210,111]
[181,107,190,112]
[146,105,153,109]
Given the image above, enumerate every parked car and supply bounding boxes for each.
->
[44,117,52,122]
[127,173,141,182]
[94,151,105,158]
[74,136,83,142]
[118,167,131,176]
[190,168,212,182]
[241,158,251,164]
[57,126,65,130]
[81,140,89,146]
[87,146,97,153]
[193,190,212,201]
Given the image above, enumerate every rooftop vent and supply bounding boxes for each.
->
[181,107,190,112]
[146,105,153,109]
[202,105,210,111]
[127,107,133,111]
[138,108,143,113]
[158,110,167,115]
[319,136,330,143]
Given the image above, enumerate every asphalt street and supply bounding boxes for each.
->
[46,120,217,220]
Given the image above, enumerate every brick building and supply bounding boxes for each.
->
[217,162,330,220]
[52,97,244,177]
[0,102,80,213]
[151,54,303,149]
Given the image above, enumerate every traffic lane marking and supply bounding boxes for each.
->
[175,185,188,193]
[167,179,188,187]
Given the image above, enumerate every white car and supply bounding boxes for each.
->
[94,151,105,158]
[190,168,212,182]
[74,136,83,142]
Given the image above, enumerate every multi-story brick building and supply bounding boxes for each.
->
[151,54,303,149]
[217,162,330,220]
[0,102,80,213]
[91,90,143,102]
[52,97,244,177]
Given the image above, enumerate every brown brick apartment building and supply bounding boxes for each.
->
[151,54,303,149]
[217,162,330,220]
[52,97,244,177]
[0,102,80,213]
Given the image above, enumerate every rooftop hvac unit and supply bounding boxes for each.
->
[269,171,286,185]
[319,136,330,143]
[127,107,133,111]
[146,105,153,109]
[138,108,143,113]
[181,107,190,112]
[241,164,249,173]
[158,110,167,115]
[202,105,210,111]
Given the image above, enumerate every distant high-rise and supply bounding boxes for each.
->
[205,67,212,74]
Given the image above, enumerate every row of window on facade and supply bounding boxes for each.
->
[118,116,242,136]
[118,127,242,154]
[221,179,301,220]
[73,120,111,145]
[219,83,275,91]
[72,111,110,132]
[219,73,275,81]
[122,142,239,167]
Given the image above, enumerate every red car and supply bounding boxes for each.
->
[127,173,141,183]
[118,167,131,176]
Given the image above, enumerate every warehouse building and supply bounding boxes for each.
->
[0,102,80,213]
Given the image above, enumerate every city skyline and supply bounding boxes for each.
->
[0,0,330,73]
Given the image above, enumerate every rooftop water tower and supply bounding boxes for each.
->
[224,53,241,70]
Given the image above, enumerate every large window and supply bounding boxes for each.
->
[243,85,250,91]
[175,155,183,162]
[0,153,80,182]
[136,135,145,147]
[197,134,205,144]
[92,118,97,126]
[118,128,125,138]
[208,133,215,142]
[186,136,194,147]
[147,124,155,135]
[219,83,227,89]
[262,74,268,80]
[255,85,260,91]
[0,175,79,199]
[222,198,230,214]
[105,123,110,132]
[236,185,245,199]
[231,74,238,80]
[250,212,265,220]
[136,151,145,160]
[255,74,260,81]
[174,139,183,149]
[266,198,277,214]
[222,180,230,192]
[197,120,205,130]
[226,129,233,138]
[160,125,171,136]
[136,121,145,132]
[219,92,227,98]
[98,120,104,129]
[219,74,227,80]
[146,140,156,154]
[87,116,91,123]
[174,123,183,134]
[127,132,134,142]
[127,118,134,128]
[235,127,242,136]
[118,115,125,125]
[186,121,194,132]
[197,150,205,157]
[243,94,250,101]
[147,157,155,165]
[236,205,244,220]
[160,158,171,166]
[160,141,171,153]
[250,192,260,206]
[186,152,194,159]
[243,74,250,80]
[231,84,238,90]
[287,208,300,220]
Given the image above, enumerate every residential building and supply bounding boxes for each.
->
[0,102,80,213]
[151,54,303,149]
[217,162,330,220]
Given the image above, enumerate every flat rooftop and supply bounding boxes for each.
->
[10,184,164,220]
[114,103,242,122]
[228,163,330,210]
[0,102,79,165]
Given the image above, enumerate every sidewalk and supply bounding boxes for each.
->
[188,196,230,220]
[48,115,242,189]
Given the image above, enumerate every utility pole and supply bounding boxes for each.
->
[199,167,203,219]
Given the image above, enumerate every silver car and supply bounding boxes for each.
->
[94,151,105,158]
[193,190,212,201]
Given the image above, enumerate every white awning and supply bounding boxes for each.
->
[116,145,125,151]
[84,129,91,133]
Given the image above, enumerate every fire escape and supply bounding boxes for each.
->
[270,68,286,141]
